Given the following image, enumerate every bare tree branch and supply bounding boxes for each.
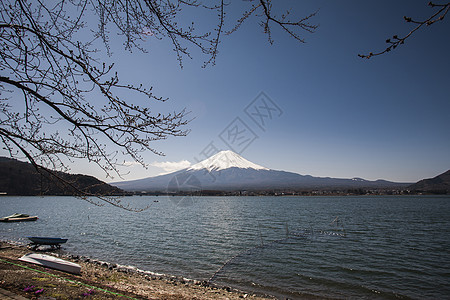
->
[359,1,450,59]
[227,0,318,44]
[0,0,317,207]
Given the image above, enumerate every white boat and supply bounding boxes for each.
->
[0,213,38,222]
[19,253,81,275]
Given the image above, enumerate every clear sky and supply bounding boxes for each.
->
[7,1,450,183]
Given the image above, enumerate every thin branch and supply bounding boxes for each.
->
[359,2,450,59]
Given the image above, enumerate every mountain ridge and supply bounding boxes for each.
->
[0,157,124,196]
[408,170,450,194]
[112,150,412,192]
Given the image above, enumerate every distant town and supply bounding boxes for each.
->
[133,188,447,197]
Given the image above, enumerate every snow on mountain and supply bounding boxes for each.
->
[188,150,269,172]
[351,177,367,182]
[111,150,410,192]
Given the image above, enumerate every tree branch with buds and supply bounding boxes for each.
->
[359,2,449,59]
[0,0,316,208]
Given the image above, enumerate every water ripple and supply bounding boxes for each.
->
[1,195,449,299]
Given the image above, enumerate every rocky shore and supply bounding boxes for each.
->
[0,241,269,299]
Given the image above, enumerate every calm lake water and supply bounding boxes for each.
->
[1,195,449,299]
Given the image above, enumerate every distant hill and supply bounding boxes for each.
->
[0,157,124,196]
[408,170,450,194]
[112,150,411,192]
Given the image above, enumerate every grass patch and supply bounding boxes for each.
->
[49,293,70,299]
[32,277,49,281]
[45,283,57,288]
[102,273,128,283]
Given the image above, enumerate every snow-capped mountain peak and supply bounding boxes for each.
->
[111,150,410,192]
[188,150,269,172]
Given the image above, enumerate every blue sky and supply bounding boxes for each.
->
[100,1,450,183]
[7,1,450,183]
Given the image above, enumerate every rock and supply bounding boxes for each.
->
[201,280,209,287]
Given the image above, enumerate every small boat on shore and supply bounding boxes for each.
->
[27,237,68,245]
[27,237,68,250]
[0,213,38,222]
[19,253,81,275]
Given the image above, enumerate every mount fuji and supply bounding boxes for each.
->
[111,150,409,192]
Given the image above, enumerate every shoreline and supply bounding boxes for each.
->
[0,240,270,299]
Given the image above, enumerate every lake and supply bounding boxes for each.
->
[1,195,449,299]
